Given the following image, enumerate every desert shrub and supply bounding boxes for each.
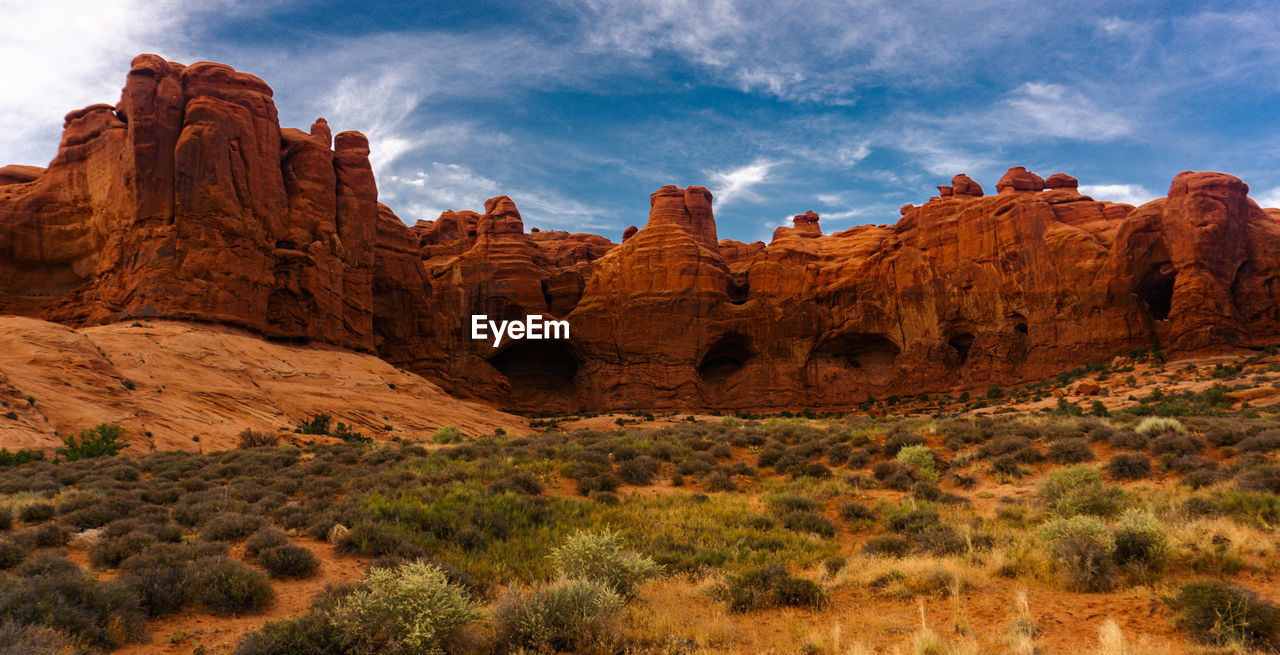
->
[617,456,659,485]
[1135,416,1186,436]
[260,544,320,579]
[826,442,852,466]
[978,435,1040,462]
[895,445,939,482]
[336,522,425,559]
[16,503,55,525]
[1169,580,1280,651]
[0,538,30,570]
[56,424,127,461]
[756,443,785,468]
[494,578,622,655]
[89,530,156,568]
[1150,433,1204,457]
[118,546,193,617]
[718,563,827,612]
[872,460,918,490]
[861,535,912,558]
[1039,466,1125,518]
[233,613,345,655]
[1038,515,1117,592]
[882,430,925,457]
[575,473,621,496]
[845,447,872,468]
[839,501,875,523]
[238,429,280,449]
[0,621,76,655]
[1236,465,1280,494]
[1108,430,1148,449]
[332,561,479,655]
[0,555,146,648]
[0,507,10,532]
[1111,510,1169,577]
[188,557,275,615]
[704,471,737,492]
[767,493,817,514]
[549,530,661,599]
[779,510,837,537]
[1237,430,1280,454]
[912,523,969,556]
[677,452,716,476]
[245,528,291,557]
[430,425,463,444]
[200,512,264,541]
[1047,438,1095,464]
[1107,453,1152,480]
[31,523,70,548]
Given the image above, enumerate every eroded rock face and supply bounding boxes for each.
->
[5,57,1280,413]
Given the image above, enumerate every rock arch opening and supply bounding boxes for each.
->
[1138,262,1175,321]
[948,331,975,364]
[698,333,753,382]
[488,341,579,390]
[1009,312,1028,335]
[812,333,900,373]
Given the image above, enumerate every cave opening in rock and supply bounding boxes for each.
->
[697,333,753,382]
[1009,312,1028,335]
[813,333,900,372]
[488,341,579,390]
[1138,262,1175,321]
[727,277,749,305]
[948,332,975,364]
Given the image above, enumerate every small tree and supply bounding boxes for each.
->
[57,424,127,461]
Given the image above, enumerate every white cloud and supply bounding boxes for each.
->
[707,159,775,206]
[1000,82,1131,141]
[1079,184,1157,206]
[0,0,270,167]
[1256,186,1280,209]
[383,162,610,232]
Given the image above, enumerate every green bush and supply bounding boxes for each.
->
[188,557,275,616]
[1111,510,1169,577]
[332,561,479,655]
[1039,465,1125,518]
[0,448,44,467]
[1037,515,1117,592]
[549,530,661,599]
[1169,580,1280,651]
[431,425,463,444]
[259,545,320,579]
[494,578,623,654]
[895,445,939,482]
[1135,416,1186,436]
[57,424,127,461]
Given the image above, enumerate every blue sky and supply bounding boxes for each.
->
[3,1,1280,242]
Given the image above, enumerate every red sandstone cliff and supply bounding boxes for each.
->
[3,56,1280,413]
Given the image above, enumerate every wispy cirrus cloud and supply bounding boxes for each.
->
[707,159,777,206]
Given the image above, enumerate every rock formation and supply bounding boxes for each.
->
[4,57,1280,413]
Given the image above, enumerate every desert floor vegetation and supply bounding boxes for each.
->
[3,353,1280,653]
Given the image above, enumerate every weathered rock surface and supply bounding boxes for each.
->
[4,57,1280,414]
[0,316,525,453]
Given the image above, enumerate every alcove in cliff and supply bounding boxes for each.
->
[698,333,753,382]
[813,333,900,371]
[488,341,579,390]
[947,331,976,364]
[1137,262,1176,321]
